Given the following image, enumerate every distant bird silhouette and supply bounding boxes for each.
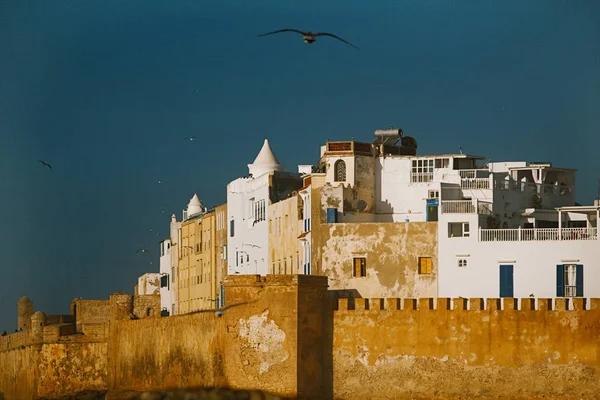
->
[136,248,151,254]
[38,160,52,170]
[184,136,197,141]
[190,301,254,317]
[258,29,359,50]
[157,180,162,184]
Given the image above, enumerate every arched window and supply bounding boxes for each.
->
[334,160,346,182]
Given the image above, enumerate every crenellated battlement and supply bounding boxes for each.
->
[334,297,600,312]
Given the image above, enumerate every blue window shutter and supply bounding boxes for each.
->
[556,265,565,297]
[327,208,337,223]
[576,264,584,297]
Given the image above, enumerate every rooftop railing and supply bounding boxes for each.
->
[479,227,598,242]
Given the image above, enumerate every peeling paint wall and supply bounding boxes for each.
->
[268,195,302,274]
[36,342,108,398]
[333,297,600,400]
[137,273,161,295]
[319,222,438,299]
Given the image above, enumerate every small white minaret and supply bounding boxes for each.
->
[248,139,284,178]
[186,193,204,218]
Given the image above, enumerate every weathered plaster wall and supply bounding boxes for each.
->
[0,346,35,400]
[36,342,108,398]
[111,312,223,392]
[268,195,302,274]
[221,275,329,398]
[319,222,438,299]
[333,297,600,400]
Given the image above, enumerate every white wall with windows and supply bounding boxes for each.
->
[159,239,172,315]
[227,174,270,276]
[437,211,600,299]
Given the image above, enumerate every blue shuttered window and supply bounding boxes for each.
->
[326,208,338,223]
[556,265,564,297]
[576,264,584,297]
[499,265,514,298]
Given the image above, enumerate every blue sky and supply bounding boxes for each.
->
[0,0,598,328]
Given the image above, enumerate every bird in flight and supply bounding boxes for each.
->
[136,248,151,254]
[190,301,254,317]
[38,160,52,170]
[183,136,197,141]
[258,29,359,50]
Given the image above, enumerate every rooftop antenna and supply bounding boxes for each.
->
[459,145,463,155]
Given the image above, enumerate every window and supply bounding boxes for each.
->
[229,220,234,237]
[557,264,583,297]
[249,198,255,219]
[160,274,169,288]
[428,190,439,199]
[418,257,433,274]
[448,222,469,238]
[411,159,434,183]
[326,208,338,223]
[334,160,346,182]
[353,257,366,277]
[222,245,227,260]
[458,259,468,267]
[435,158,449,168]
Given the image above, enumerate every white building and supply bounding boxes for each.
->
[307,128,599,299]
[226,139,303,275]
[158,238,172,315]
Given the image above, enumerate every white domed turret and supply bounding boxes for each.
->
[248,139,284,178]
[186,193,204,218]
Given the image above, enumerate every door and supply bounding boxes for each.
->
[426,199,439,222]
[499,264,514,298]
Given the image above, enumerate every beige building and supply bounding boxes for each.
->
[304,138,439,298]
[214,203,228,307]
[268,194,302,275]
[176,194,220,313]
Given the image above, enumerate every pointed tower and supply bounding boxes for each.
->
[248,139,284,178]
[186,193,204,218]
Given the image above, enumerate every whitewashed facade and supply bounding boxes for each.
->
[309,129,599,299]
[158,238,172,315]
[227,139,282,276]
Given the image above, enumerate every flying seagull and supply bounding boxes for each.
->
[190,301,254,317]
[136,248,151,254]
[183,136,197,141]
[258,29,359,50]
[38,160,52,170]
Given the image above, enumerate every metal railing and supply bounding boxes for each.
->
[461,178,490,190]
[441,200,475,214]
[479,227,598,242]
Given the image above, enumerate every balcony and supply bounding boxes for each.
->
[479,227,598,242]
[441,200,475,214]
[461,178,490,190]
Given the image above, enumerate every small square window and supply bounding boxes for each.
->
[353,257,366,277]
[428,190,439,199]
[458,259,468,267]
[418,257,433,274]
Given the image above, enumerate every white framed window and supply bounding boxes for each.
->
[411,159,434,183]
[428,190,439,199]
[458,259,468,267]
[448,222,470,238]
[249,198,255,219]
